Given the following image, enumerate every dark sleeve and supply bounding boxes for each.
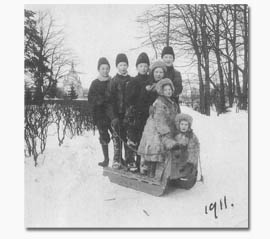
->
[88,80,106,107]
[88,80,97,120]
[126,78,139,107]
[106,78,117,120]
[173,70,183,97]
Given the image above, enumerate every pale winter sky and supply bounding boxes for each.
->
[25,4,194,89]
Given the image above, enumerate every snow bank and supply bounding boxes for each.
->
[25,106,248,228]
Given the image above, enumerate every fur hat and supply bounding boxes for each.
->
[161,46,175,59]
[155,78,175,96]
[150,60,167,74]
[136,52,150,67]
[175,113,193,129]
[115,53,129,67]
[97,57,110,70]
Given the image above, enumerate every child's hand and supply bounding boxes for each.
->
[146,85,152,91]
[146,83,156,92]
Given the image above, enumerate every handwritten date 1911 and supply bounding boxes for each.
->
[205,195,234,219]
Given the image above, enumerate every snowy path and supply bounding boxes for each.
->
[25,106,248,228]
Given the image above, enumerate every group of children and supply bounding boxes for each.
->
[88,46,199,180]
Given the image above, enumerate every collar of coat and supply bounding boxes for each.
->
[159,95,177,106]
[117,72,129,77]
[97,75,111,82]
[177,129,194,138]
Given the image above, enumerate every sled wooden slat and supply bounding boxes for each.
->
[103,167,169,196]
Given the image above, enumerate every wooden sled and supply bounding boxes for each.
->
[103,167,169,196]
[103,151,198,196]
[103,154,173,196]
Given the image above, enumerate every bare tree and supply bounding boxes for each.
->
[29,11,74,103]
[136,4,249,114]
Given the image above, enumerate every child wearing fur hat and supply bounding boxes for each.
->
[88,57,115,167]
[173,113,200,181]
[145,60,167,92]
[138,78,180,178]
[107,53,135,170]
[161,46,183,107]
[139,60,168,117]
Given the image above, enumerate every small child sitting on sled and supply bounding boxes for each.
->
[171,113,200,181]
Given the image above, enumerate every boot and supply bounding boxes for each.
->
[98,144,109,167]
[112,137,121,169]
[136,155,141,172]
[149,162,156,178]
[124,144,137,172]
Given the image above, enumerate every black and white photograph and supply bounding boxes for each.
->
[24,3,249,228]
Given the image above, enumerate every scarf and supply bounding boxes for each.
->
[97,75,111,82]
[118,71,128,77]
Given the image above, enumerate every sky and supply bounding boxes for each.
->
[25,4,157,88]
[25,4,199,90]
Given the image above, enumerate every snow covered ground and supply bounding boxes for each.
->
[24,106,248,228]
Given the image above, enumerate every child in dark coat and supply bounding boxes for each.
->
[88,57,115,167]
[125,52,150,171]
[161,46,183,107]
[107,53,135,170]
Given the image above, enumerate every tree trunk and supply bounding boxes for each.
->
[214,5,226,114]
[195,51,205,114]
[242,4,249,110]
[232,4,242,106]
[225,33,234,107]
[200,5,211,116]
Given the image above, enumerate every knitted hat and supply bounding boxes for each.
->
[115,53,129,66]
[175,113,193,129]
[150,60,167,75]
[136,52,150,67]
[155,78,175,96]
[97,57,110,70]
[161,46,175,59]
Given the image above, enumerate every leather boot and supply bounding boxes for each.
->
[149,162,156,178]
[124,143,135,165]
[112,137,121,164]
[98,144,109,167]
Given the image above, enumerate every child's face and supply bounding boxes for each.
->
[137,63,149,75]
[153,67,165,82]
[179,120,189,133]
[99,64,110,77]
[163,85,173,97]
[162,54,174,67]
[117,62,128,75]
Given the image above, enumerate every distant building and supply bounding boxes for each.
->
[63,63,84,98]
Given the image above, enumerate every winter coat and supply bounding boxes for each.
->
[88,77,114,125]
[125,73,149,112]
[107,73,132,119]
[138,95,179,162]
[165,66,183,103]
[174,130,200,167]
[124,73,151,144]
[125,73,157,118]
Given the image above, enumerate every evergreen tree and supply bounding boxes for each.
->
[24,9,39,74]
[69,85,78,100]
